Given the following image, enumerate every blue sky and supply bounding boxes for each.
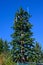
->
[0,0,43,49]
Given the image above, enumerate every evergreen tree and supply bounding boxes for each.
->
[3,41,9,53]
[34,42,42,62]
[11,8,35,62]
[0,39,3,54]
[41,51,43,63]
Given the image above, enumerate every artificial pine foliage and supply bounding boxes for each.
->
[11,8,35,62]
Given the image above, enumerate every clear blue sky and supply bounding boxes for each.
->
[0,0,43,49]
